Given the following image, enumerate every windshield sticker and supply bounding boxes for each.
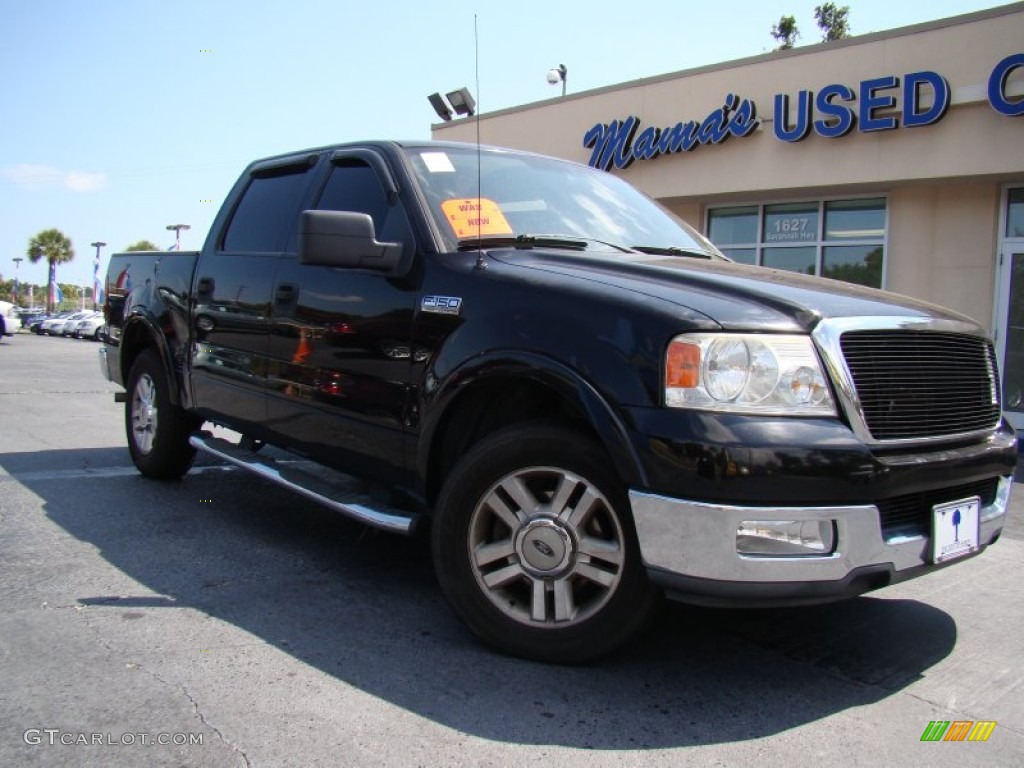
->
[441,198,513,238]
[421,152,456,173]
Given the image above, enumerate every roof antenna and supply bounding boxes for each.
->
[474,13,486,271]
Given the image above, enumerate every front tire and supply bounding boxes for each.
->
[433,424,656,663]
[125,348,198,479]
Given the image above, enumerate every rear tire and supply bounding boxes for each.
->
[125,348,198,479]
[433,424,656,663]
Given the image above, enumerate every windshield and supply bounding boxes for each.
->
[405,146,720,257]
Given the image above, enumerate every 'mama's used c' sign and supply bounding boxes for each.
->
[583,53,1024,171]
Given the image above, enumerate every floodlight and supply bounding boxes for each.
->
[428,92,453,122]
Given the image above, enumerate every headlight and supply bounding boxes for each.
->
[665,333,836,416]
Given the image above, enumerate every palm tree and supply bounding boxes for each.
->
[27,228,75,313]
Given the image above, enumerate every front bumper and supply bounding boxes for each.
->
[630,475,1013,606]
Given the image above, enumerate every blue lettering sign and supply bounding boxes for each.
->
[586,57,1018,165]
[903,71,950,127]
[859,75,899,132]
[773,91,812,142]
[583,94,759,169]
[728,94,759,138]
[633,126,663,161]
[988,53,1024,117]
[813,84,856,138]
[656,121,700,154]
[583,117,639,171]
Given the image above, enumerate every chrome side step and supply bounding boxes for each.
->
[189,434,422,535]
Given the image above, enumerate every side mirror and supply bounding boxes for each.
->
[298,210,403,271]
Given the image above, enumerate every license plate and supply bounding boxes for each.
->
[931,497,980,564]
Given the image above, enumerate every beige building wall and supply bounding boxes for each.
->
[887,183,1001,326]
[432,4,1024,329]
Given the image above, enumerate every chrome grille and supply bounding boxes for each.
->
[839,330,1000,441]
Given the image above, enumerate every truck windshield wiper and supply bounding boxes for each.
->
[457,234,638,254]
[631,245,713,259]
[457,234,589,251]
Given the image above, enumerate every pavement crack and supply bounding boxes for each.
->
[165,674,254,768]
[73,611,252,766]
[132,661,253,768]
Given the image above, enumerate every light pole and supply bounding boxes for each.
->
[166,224,190,251]
[12,256,22,306]
[90,241,106,309]
[547,64,567,97]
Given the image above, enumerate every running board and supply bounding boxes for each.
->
[189,434,421,535]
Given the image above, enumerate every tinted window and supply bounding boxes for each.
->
[709,206,758,245]
[825,198,885,240]
[316,160,411,243]
[763,246,816,275]
[223,168,312,252]
[822,245,883,287]
[764,203,818,244]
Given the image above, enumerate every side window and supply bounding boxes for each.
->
[316,160,412,244]
[223,168,312,252]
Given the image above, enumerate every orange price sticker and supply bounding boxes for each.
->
[441,198,513,238]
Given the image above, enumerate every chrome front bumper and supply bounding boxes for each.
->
[630,476,1012,599]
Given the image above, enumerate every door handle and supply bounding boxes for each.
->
[196,277,215,294]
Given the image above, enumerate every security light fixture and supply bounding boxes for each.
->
[428,92,453,122]
[445,87,476,117]
[547,64,568,97]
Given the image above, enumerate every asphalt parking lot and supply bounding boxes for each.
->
[1,329,1022,767]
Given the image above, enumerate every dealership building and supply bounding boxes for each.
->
[432,3,1024,427]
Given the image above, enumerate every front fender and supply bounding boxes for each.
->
[418,349,649,491]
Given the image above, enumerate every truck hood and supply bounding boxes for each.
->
[488,248,973,332]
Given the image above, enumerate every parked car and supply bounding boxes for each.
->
[28,314,50,334]
[60,310,95,337]
[38,312,75,335]
[19,308,47,329]
[73,312,106,340]
[0,301,13,339]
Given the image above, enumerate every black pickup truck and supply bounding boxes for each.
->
[100,140,1016,662]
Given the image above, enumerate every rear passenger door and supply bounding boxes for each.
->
[190,156,318,433]
[266,150,420,480]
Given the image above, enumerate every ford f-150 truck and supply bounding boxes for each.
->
[100,140,1016,663]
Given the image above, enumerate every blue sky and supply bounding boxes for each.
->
[0,0,1008,290]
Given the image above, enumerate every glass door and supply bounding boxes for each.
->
[996,244,1024,430]
[995,188,1024,430]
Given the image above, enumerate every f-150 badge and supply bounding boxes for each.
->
[421,295,463,316]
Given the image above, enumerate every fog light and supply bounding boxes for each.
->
[737,520,836,556]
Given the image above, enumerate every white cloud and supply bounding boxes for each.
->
[1,164,109,192]
[2,164,63,189]
[64,171,109,192]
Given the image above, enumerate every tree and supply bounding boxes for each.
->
[26,228,75,313]
[815,3,850,41]
[771,15,800,50]
[124,239,160,252]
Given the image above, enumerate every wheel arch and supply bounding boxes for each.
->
[120,314,184,409]
[420,352,647,506]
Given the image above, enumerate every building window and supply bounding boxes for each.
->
[1007,188,1024,238]
[707,197,886,288]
